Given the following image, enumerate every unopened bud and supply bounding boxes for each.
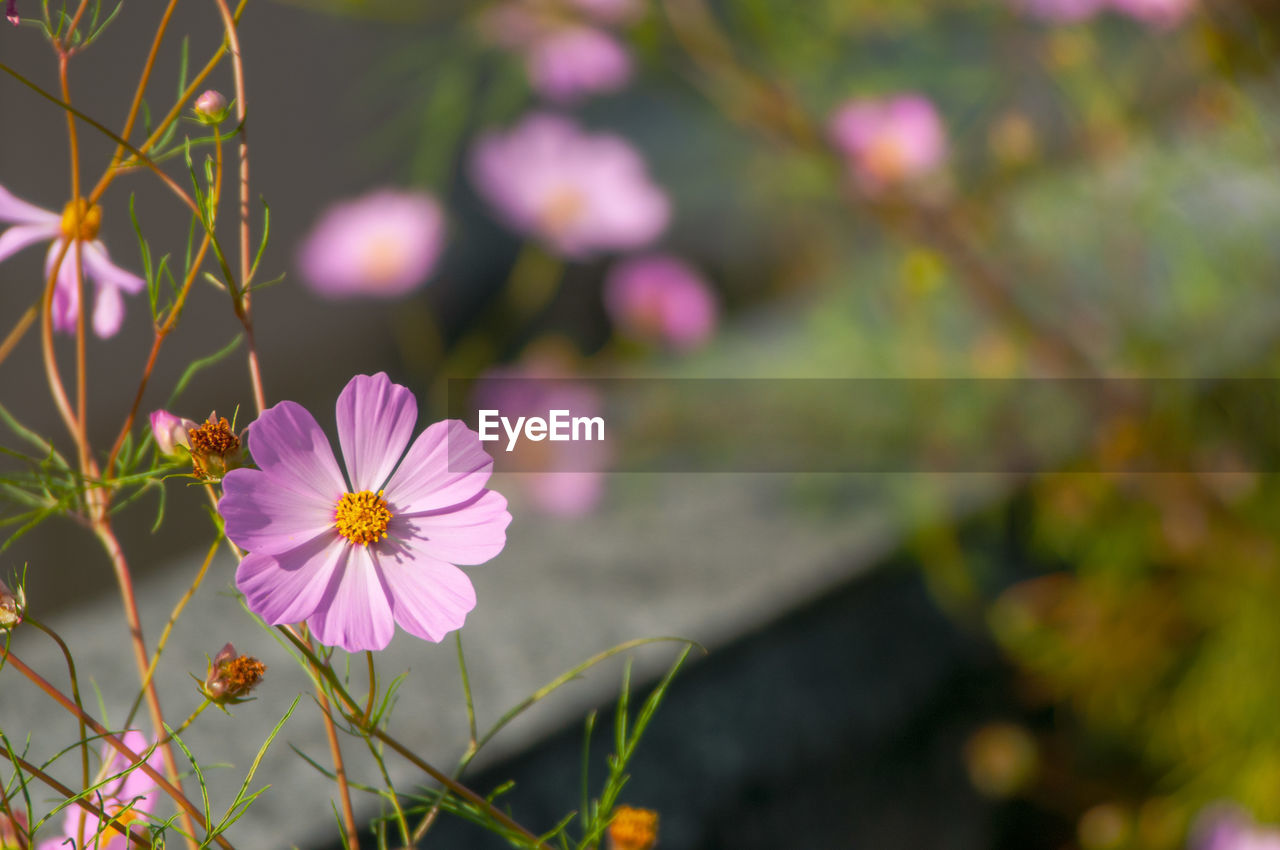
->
[607,806,658,850]
[0,578,25,632]
[201,642,266,704]
[5,0,17,26]
[193,90,230,125]
[187,412,243,480]
[150,409,197,457]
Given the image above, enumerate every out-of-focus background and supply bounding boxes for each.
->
[6,0,1280,848]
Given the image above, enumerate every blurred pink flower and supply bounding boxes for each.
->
[604,253,717,351]
[1014,0,1106,22]
[5,0,17,26]
[828,94,947,193]
[470,112,669,258]
[1109,0,1194,27]
[220,373,510,652]
[481,1,636,102]
[474,364,608,518]
[526,25,632,104]
[0,186,144,338]
[296,189,445,299]
[39,731,162,850]
[1192,805,1280,850]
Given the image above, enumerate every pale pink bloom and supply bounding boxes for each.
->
[526,25,632,104]
[39,731,162,850]
[0,186,144,338]
[297,189,445,299]
[220,373,510,652]
[1192,806,1280,850]
[471,113,669,258]
[474,366,608,518]
[1014,0,1106,21]
[149,409,198,456]
[604,254,717,351]
[828,95,948,194]
[193,89,230,124]
[1109,0,1194,27]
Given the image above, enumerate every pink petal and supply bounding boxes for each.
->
[0,222,56,263]
[335,373,417,492]
[112,730,163,809]
[306,544,396,652]
[384,420,494,514]
[83,240,145,293]
[377,547,476,643]
[244,400,348,501]
[45,239,79,335]
[92,283,125,338]
[0,185,59,226]
[220,467,338,555]
[236,532,348,625]
[391,489,510,565]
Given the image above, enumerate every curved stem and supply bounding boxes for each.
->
[0,649,235,849]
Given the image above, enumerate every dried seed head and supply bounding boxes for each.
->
[202,642,266,704]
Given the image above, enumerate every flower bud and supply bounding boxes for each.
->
[201,642,266,705]
[150,409,197,457]
[606,806,658,850]
[0,577,25,632]
[187,412,243,480]
[193,90,230,125]
[5,0,18,26]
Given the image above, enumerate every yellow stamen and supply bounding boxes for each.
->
[60,198,102,242]
[334,489,393,546]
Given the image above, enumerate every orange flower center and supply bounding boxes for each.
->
[60,198,102,242]
[334,490,392,546]
[540,185,586,235]
[607,806,659,850]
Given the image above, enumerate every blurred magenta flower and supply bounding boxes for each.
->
[296,189,445,299]
[0,187,144,338]
[1191,805,1280,850]
[527,25,632,104]
[220,373,510,652]
[5,0,17,26]
[481,1,634,103]
[828,94,948,194]
[604,253,718,351]
[149,409,197,457]
[471,112,669,258]
[474,362,608,518]
[1013,0,1193,26]
[39,731,162,850]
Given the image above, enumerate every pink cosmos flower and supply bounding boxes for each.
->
[526,25,632,104]
[828,95,948,194]
[0,186,144,338]
[39,731,162,850]
[604,254,717,351]
[470,113,669,258]
[219,373,511,652]
[296,189,445,299]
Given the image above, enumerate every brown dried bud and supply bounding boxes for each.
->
[201,642,266,704]
[607,806,658,850]
[187,413,243,480]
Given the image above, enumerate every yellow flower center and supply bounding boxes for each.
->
[334,490,392,546]
[540,185,586,235]
[60,198,102,242]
